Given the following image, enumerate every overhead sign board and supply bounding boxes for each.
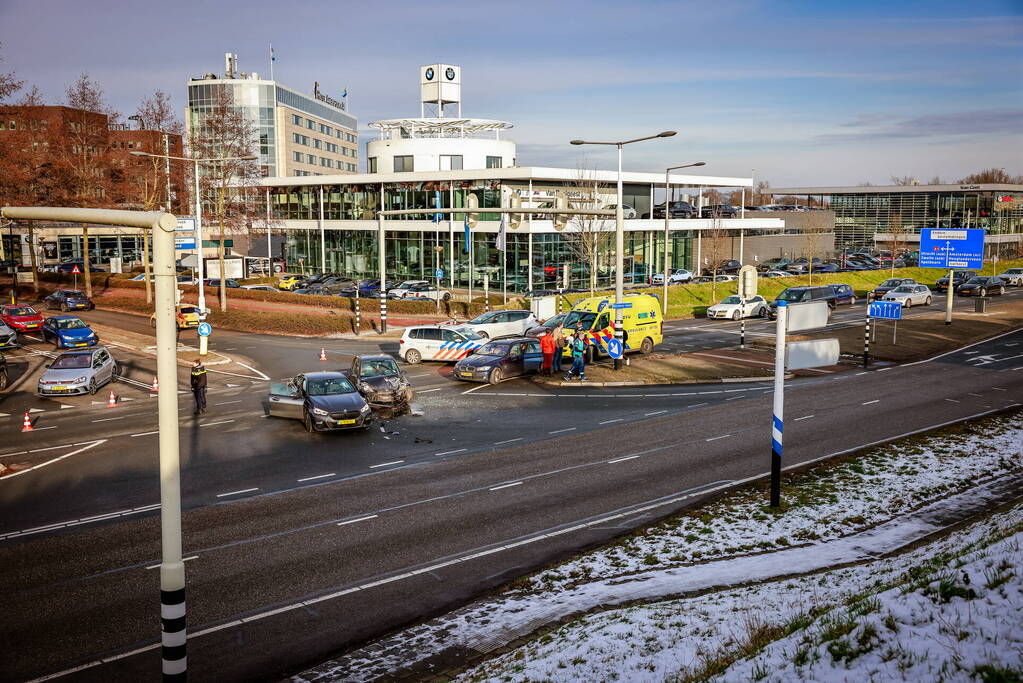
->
[919,228,984,269]
[738,265,758,300]
[786,338,839,371]
[868,301,903,320]
[785,301,829,333]
[175,233,196,250]
[176,218,196,232]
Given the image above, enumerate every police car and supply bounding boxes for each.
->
[398,324,485,364]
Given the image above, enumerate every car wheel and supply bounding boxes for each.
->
[0,369,7,391]
[980,288,987,297]
[925,297,932,306]
[442,293,451,302]
[731,310,740,321]
[61,303,68,312]
[999,287,1005,295]
[905,299,912,308]
[404,349,422,365]
[640,337,654,354]
[88,378,97,395]
[151,318,156,328]
[110,363,118,382]
[850,297,856,305]
[488,367,503,385]
[303,411,315,433]
[476,330,489,339]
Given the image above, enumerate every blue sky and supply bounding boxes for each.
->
[1,0,1020,186]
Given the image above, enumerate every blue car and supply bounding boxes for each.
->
[40,315,98,348]
[43,289,94,311]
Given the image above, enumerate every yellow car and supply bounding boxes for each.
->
[151,305,201,329]
[560,293,663,360]
[278,275,304,291]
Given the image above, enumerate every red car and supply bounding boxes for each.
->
[0,305,45,333]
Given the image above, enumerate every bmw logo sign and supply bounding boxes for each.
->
[425,67,435,80]
[445,67,455,80]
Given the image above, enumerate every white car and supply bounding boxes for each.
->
[389,280,430,298]
[240,284,277,291]
[399,325,484,364]
[997,268,1023,286]
[882,284,932,307]
[651,269,693,285]
[706,295,769,320]
[607,204,637,219]
[403,284,452,302]
[446,310,538,339]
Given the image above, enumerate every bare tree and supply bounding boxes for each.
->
[564,167,613,295]
[928,175,945,185]
[801,225,828,285]
[889,174,918,186]
[0,43,23,104]
[959,168,1023,184]
[188,88,260,312]
[702,221,730,302]
[753,180,770,206]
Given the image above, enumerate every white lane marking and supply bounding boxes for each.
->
[337,514,377,526]
[904,328,1023,366]
[705,434,731,441]
[945,398,960,403]
[608,455,639,464]
[489,481,523,491]
[297,473,336,482]
[726,396,743,401]
[461,383,490,395]
[146,555,198,570]
[130,431,159,438]
[417,387,442,394]
[0,450,28,459]
[0,440,106,481]
[233,361,270,381]
[877,367,892,372]
[408,373,432,378]
[435,448,466,456]
[92,416,125,423]
[29,445,72,453]
[992,387,1007,391]
[200,420,234,427]
[794,415,816,421]
[549,427,576,434]
[968,393,983,397]
[493,438,523,445]
[598,418,623,425]
[689,402,709,407]
[645,410,667,416]
[215,400,242,405]
[369,460,404,469]
[862,399,880,405]
[29,426,57,431]
[215,488,258,498]
[856,371,869,375]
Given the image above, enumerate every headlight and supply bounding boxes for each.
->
[476,366,491,372]
[359,404,371,414]
[311,407,328,416]
[74,376,87,383]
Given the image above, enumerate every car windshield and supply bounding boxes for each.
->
[7,307,36,316]
[880,279,901,286]
[468,312,500,324]
[50,354,91,369]
[55,318,87,329]
[720,296,741,304]
[305,377,355,396]
[474,343,509,357]
[543,313,568,329]
[777,290,807,302]
[562,311,597,329]
[65,290,86,298]
[360,359,399,377]
[965,277,985,284]
[178,307,199,315]
[891,286,915,294]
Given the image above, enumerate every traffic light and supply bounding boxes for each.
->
[508,194,523,230]
[466,193,479,229]
[553,190,568,231]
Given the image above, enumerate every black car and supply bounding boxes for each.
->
[759,257,791,272]
[651,201,697,219]
[872,278,916,299]
[700,204,741,218]
[55,260,106,273]
[43,289,93,311]
[345,355,412,405]
[934,271,976,292]
[204,278,241,289]
[768,285,837,318]
[704,259,742,276]
[453,337,544,385]
[267,371,372,432]
[957,276,1006,297]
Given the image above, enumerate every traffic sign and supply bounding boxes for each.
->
[785,301,829,332]
[435,268,444,279]
[176,218,196,232]
[786,338,839,371]
[610,302,633,309]
[869,301,902,320]
[175,233,196,250]
[919,229,984,269]
[71,265,81,274]
[738,265,758,300]
[197,322,212,337]
[605,338,624,359]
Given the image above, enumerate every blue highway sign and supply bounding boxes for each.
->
[197,322,213,337]
[610,302,633,309]
[869,301,903,320]
[606,338,624,359]
[919,229,984,269]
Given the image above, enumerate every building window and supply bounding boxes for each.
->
[325,142,337,153]
[320,124,332,136]
[486,156,503,169]
[393,155,413,173]
[320,158,332,168]
[307,154,316,164]
[368,157,377,173]
[293,151,303,162]
[292,114,302,126]
[313,138,321,150]
[440,155,463,171]
[306,119,314,130]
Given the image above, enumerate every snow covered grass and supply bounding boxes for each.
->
[458,503,1023,682]
[524,412,1023,594]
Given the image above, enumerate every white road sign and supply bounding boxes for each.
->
[786,338,840,371]
[785,301,830,333]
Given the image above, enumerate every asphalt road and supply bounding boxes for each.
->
[1,289,1022,681]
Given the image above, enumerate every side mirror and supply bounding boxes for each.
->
[44,362,51,368]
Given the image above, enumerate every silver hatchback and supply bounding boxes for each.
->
[37,346,117,396]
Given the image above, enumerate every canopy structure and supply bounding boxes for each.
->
[369,117,513,140]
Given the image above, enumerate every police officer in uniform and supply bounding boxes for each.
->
[190,358,208,415]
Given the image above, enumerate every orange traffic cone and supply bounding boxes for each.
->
[151,376,159,393]
[319,347,327,361]
[21,412,33,432]
[107,390,117,407]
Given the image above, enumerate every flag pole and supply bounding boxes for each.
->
[269,44,275,82]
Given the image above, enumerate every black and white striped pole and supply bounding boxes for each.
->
[377,214,387,334]
[739,298,746,350]
[863,306,871,368]
[484,274,490,313]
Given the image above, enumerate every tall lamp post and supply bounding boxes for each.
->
[571,131,676,369]
[131,151,257,320]
[662,162,706,314]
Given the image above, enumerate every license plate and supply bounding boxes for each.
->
[460,371,473,377]
[53,385,68,391]
[337,418,357,425]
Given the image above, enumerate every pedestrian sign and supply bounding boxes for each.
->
[606,338,624,359]
[197,322,212,337]
[868,301,902,320]
[919,229,984,269]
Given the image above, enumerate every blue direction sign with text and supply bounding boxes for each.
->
[919,229,984,269]
[197,322,212,337]
[869,301,903,320]
[610,302,633,309]
[605,338,624,359]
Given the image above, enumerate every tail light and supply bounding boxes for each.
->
[399,339,404,344]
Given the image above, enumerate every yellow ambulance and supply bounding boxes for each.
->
[559,293,663,360]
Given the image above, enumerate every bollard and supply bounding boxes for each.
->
[355,289,361,335]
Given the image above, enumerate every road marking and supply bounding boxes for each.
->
[297,473,336,482]
[549,427,576,434]
[598,418,623,425]
[862,399,880,405]
[794,415,816,421]
[726,396,743,401]
[0,450,28,459]
[417,387,442,393]
[461,384,490,395]
[369,460,404,469]
[28,425,56,431]
[215,400,242,405]
[856,371,869,375]
[92,416,125,422]
[645,410,667,416]
[690,402,709,407]
[493,437,523,445]
[435,448,467,456]
[337,514,378,526]
[489,481,522,491]
[968,393,983,397]
[705,434,731,441]
[130,431,159,438]
[0,440,106,481]
[945,398,960,403]
[215,488,258,498]
[146,555,198,570]
[408,373,432,378]
[200,420,234,427]
[608,455,639,464]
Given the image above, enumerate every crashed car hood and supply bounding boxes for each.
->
[360,375,407,392]
[308,392,365,413]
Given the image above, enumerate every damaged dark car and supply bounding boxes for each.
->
[346,355,414,406]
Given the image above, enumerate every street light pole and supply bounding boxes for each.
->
[663,162,706,314]
[571,130,676,370]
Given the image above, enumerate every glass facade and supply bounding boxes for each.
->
[188,81,277,177]
[57,234,145,263]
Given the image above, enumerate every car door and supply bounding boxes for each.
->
[420,329,447,359]
[441,329,473,360]
[505,342,525,376]
[41,317,55,343]
[100,350,115,382]
[522,340,543,374]
[268,377,305,420]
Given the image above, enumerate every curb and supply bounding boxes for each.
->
[547,374,788,387]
